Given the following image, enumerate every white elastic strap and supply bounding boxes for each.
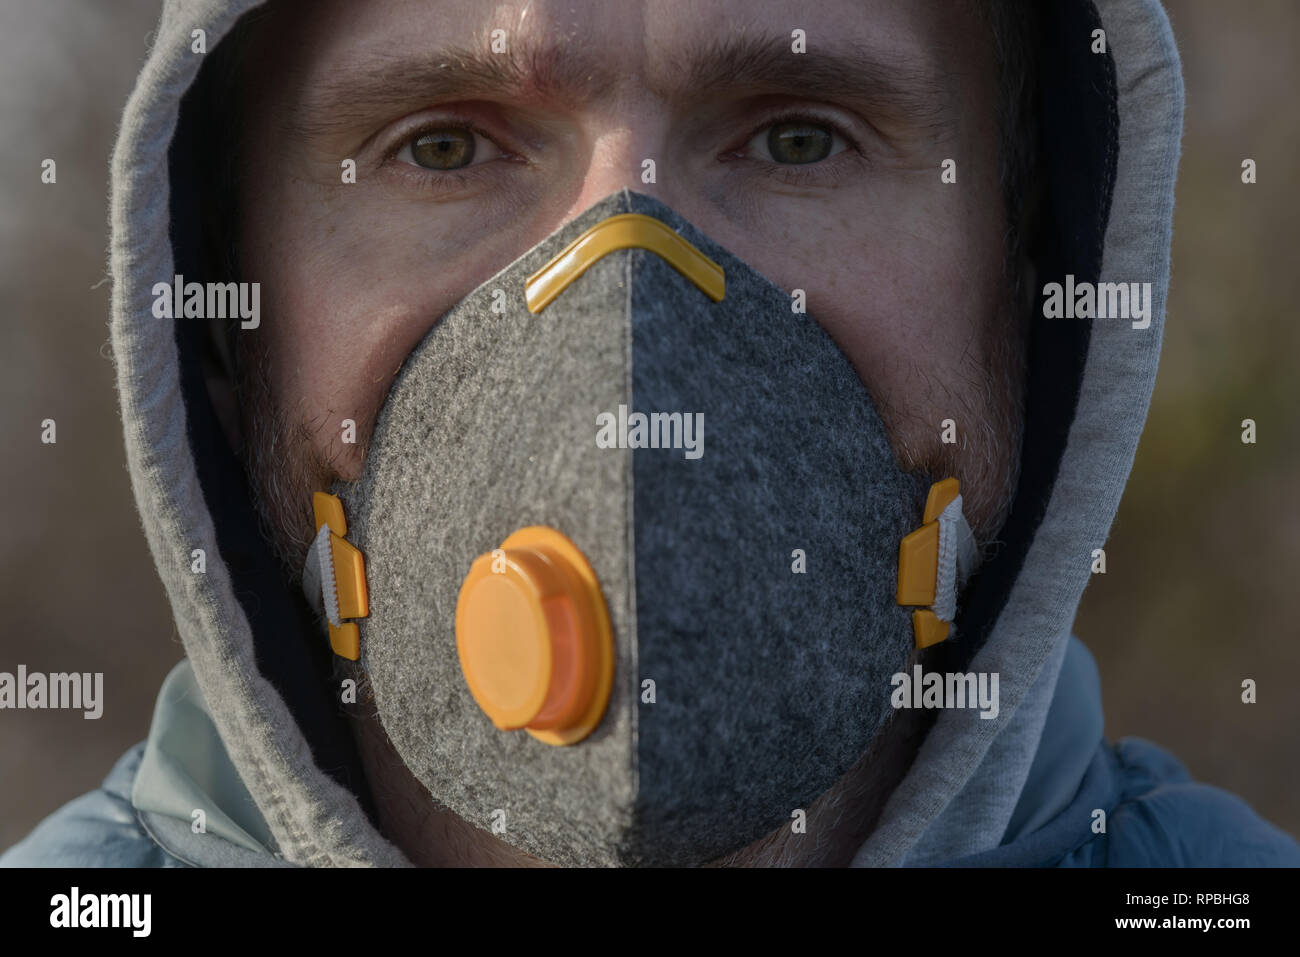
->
[933,494,978,623]
[301,523,341,627]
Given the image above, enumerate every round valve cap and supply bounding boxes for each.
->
[455,527,614,746]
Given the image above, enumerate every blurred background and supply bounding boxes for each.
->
[0,0,1296,850]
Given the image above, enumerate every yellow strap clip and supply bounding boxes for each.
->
[313,492,369,660]
[896,478,960,649]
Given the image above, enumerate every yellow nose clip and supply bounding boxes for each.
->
[525,213,725,313]
[896,478,963,649]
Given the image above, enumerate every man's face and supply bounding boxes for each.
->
[235,0,1021,573]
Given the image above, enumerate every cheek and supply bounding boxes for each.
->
[243,181,568,482]
[695,179,1005,423]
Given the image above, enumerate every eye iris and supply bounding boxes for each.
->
[411,129,475,170]
[767,123,832,164]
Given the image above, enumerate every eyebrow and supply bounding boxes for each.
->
[664,33,954,128]
[288,40,614,141]
[290,32,955,142]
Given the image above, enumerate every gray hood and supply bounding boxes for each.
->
[109,0,1183,867]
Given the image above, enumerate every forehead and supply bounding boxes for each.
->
[254,0,984,107]
[282,0,961,55]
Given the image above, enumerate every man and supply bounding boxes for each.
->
[4,0,1297,867]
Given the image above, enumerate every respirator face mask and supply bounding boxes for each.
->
[301,190,977,866]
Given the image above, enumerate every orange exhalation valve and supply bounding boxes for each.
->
[455,526,614,747]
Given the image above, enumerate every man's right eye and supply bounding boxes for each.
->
[749,120,847,166]
[397,127,503,171]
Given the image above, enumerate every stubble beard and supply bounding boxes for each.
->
[238,338,339,582]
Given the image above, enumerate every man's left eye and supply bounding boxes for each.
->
[396,127,503,171]
[748,120,847,165]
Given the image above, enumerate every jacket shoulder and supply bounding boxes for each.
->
[0,743,186,868]
[1068,738,1300,867]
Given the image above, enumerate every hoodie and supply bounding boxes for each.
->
[4,0,1298,869]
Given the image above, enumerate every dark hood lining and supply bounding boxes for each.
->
[168,59,376,820]
[933,0,1119,677]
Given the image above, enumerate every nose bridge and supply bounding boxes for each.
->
[565,106,667,217]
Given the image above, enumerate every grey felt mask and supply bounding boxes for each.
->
[337,191,927,866]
